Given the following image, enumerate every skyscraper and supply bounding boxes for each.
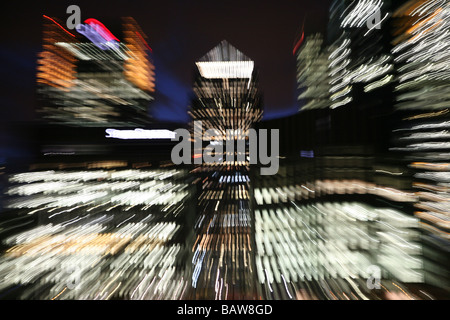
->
[296,33,330,111]
[37,16,155,127]
[190,40,263,147]
[189,40,262,299]
[390,0,450,290]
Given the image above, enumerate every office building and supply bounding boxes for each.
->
[37,16,155,126]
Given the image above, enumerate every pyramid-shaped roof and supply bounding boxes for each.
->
[198,40,252,62]
[196,40,254,79]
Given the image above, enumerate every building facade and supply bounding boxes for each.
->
[37,16,155,127]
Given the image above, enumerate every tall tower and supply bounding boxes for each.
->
[189,40,262,299]
[390,0,450,290]
[296,33,330,111]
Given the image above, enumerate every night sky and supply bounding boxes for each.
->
[1,0,332,125]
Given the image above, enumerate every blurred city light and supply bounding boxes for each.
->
[1,0,449,301]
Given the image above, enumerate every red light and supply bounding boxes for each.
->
[84,18,119,42]
[43,15,76,37]
[292,32,304,56]
[135,31,153,53]
[193,154,202,159]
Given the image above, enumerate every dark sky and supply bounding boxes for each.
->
[1,0,332,124]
